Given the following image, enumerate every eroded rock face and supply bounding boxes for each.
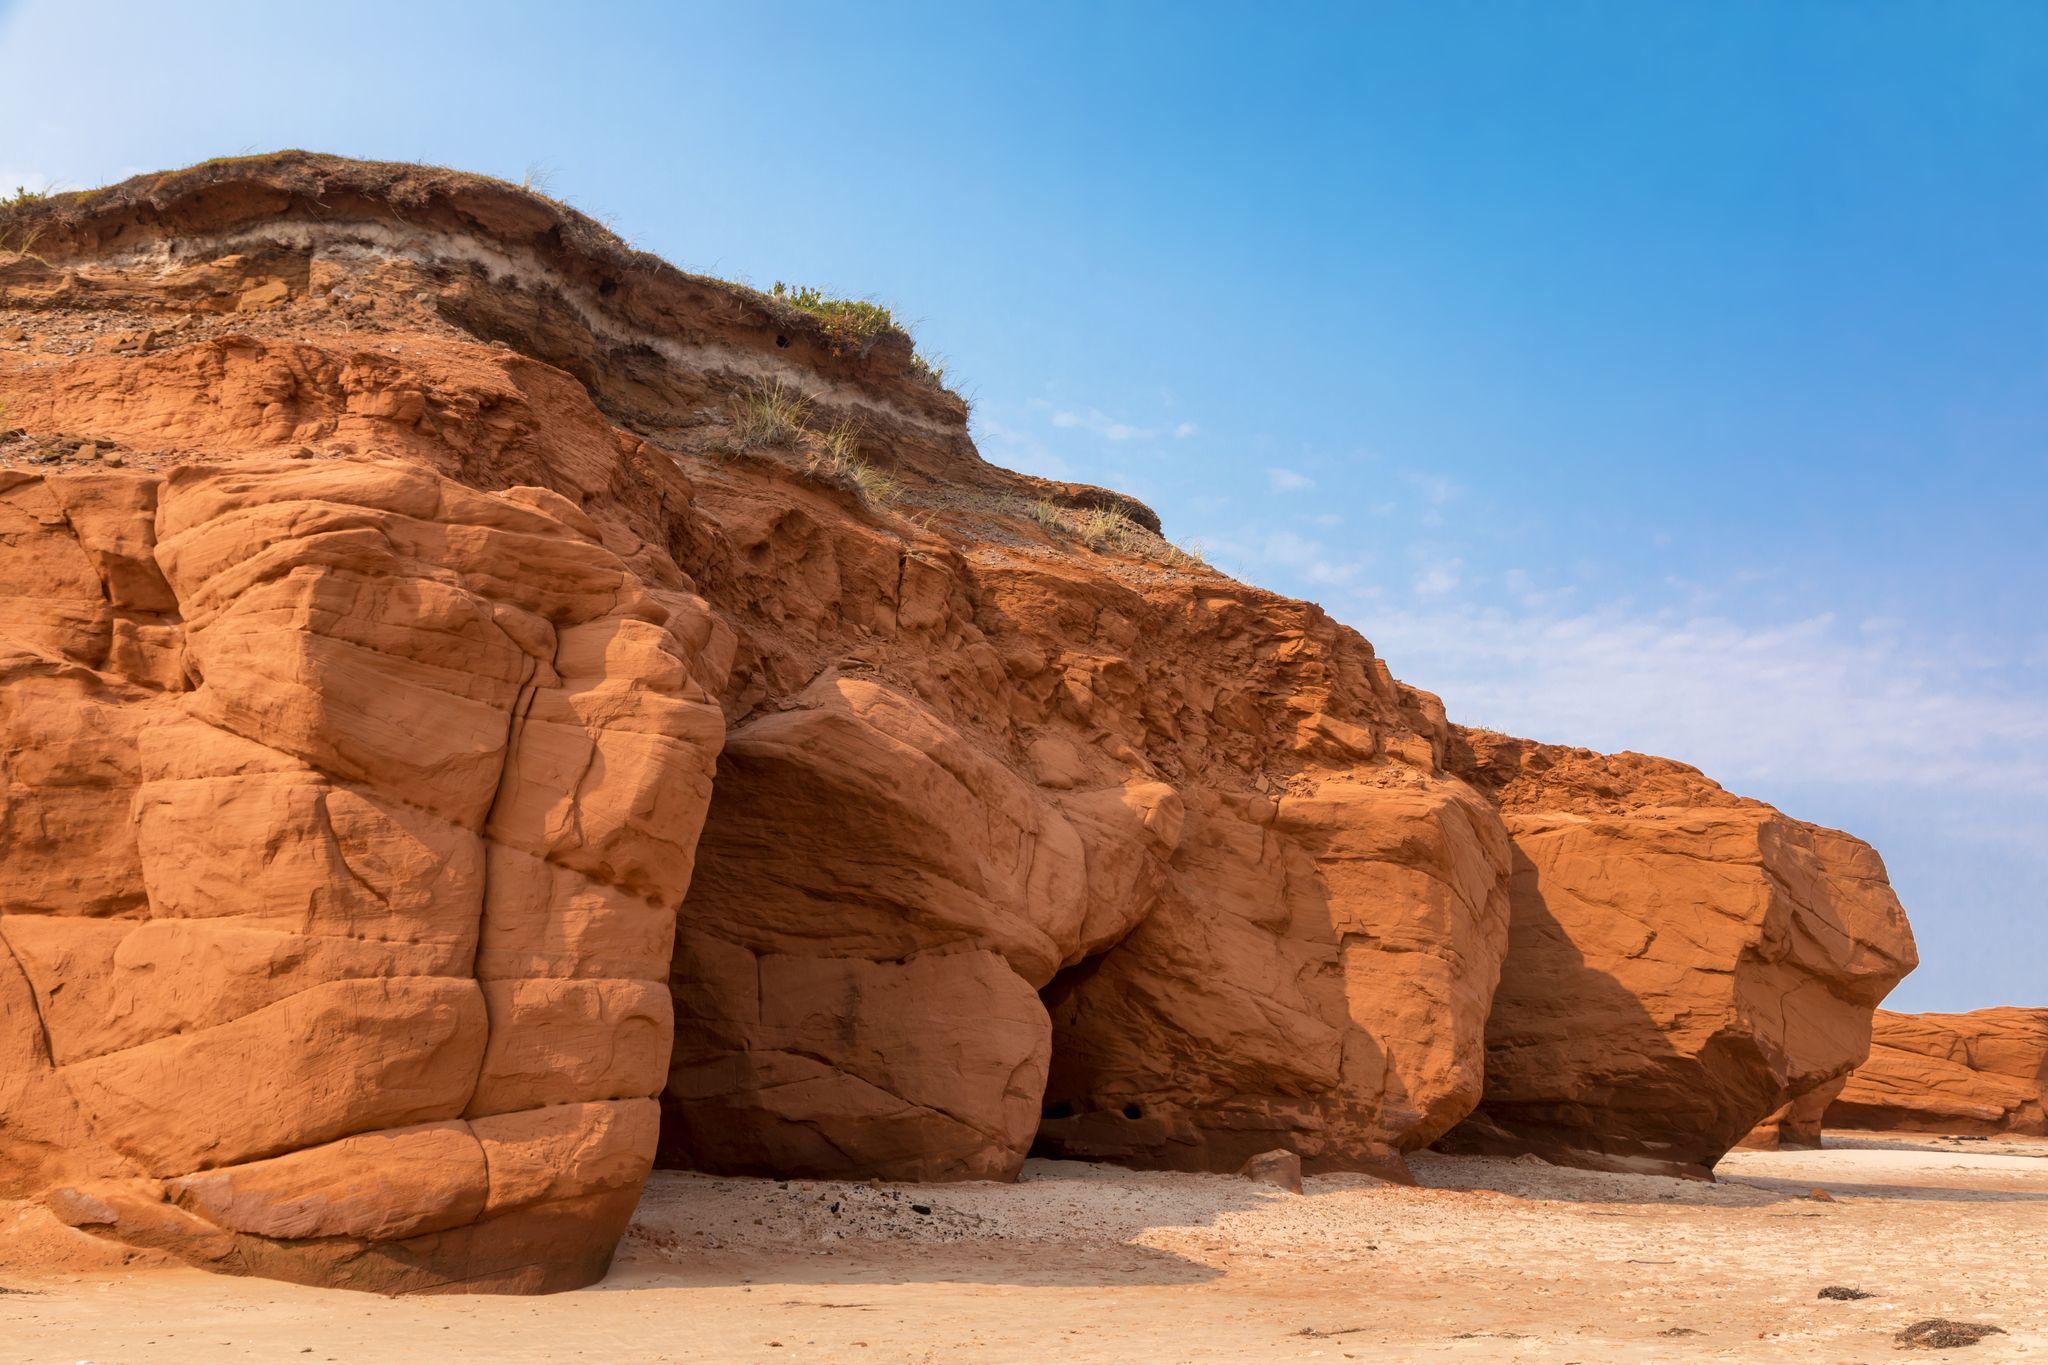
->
[662,675,1182,1181]
[1038,774,1510,1176]
[0,458,726,1292]
[1825,1009,2048,1136]
[1438,734,1918,1177]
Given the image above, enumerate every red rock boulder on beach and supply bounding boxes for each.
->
[1036,772,1510,1177]
[662,673,1185,1182]
[0,456,725,1292]
[1437,733,1917,1177]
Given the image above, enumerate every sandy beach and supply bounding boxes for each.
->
[4,1133,2042,1363]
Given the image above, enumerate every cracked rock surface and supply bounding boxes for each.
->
[0,458,724,1292]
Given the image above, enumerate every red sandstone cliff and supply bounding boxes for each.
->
[0,153,1919,1291]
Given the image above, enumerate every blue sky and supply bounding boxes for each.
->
[3,2,2041,1009]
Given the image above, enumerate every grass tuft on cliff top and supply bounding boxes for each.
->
[768,282,949,391]
[771,283,897,347]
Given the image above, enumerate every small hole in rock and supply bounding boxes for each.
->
[1122,1103,1144,1120]
[1041,1100,1075,1120]
[775,334,790,348]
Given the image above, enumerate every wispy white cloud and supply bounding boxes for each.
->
[1413,558,1463,597]
[1306,560,1374,589]
[1266,466,1313,492]
[1360,598,2048,796]
[1501,566,1578,611]
[1200,526,1373,597]
[1403,470,1463,506]
[1257,529,1332,569]
[1042,406,1202,445]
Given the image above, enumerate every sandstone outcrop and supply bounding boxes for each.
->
[0,153,1923,1290]
[1437,733,1917,1177]
[3,153,1520,1278]
[1037,774,1509,1177]
[0,454,725,1292]
[661,673,1186,1182]
[1823,1008,2048,1136]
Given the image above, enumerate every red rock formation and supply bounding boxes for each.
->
[661,674,1187,1181]
[1824,1009,2048,1136]
[1437,733,1917,1177]
[1037,774,1509,1177]
[0,153,1924,1288]
[0,458,725,1292]
[5,154,1498,1279]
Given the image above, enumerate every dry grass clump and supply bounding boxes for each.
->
[0,210,43,257]
[1027,499,1140,551]
[1070,506,1144,551]
[1152,539,1210,571]
[729,379,812,451]
[803,419,898,506]
[724,385,896,508]
[1025,499,1207,569]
